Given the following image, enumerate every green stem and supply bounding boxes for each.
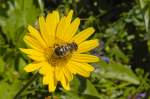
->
[51,92,54,99]
[13,72,39,99]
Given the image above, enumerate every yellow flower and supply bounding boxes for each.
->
[20,10,99,92]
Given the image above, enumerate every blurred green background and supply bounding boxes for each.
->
[0,0,150,99]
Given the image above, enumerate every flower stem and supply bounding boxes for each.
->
[13,72,39,99]
[51,92,54,99]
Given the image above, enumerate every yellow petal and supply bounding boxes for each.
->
[73,27,95,44]
[55,65,70,90]
[66,10,73,24]
[56,10,73,41]
[43,65,56,86]
[63,67,73,81]
[46,11,59,46]
[39,62,51,75]
[56,16,66,40]
[71,54,99,63]
[48,66,57,92]
[27,55,46,61]
[38,62,56,92]
[27,25,47,48]
[43,74,50,85]
[39,16,53,46]
[46,11,59,38]
[64,18,80,42]
[39,16,46,37]
[24,35,44,52]
[55,65,63,81]
[53,10,60,22]
[39,63,57,91]
[24,62,43,72]
[48,75,57,92]
[60,72,70,90]
[20,48,46,61]
[20,48,44,56]
[77,39,99,53]
[67,61,94,77]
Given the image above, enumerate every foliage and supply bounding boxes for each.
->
[0,0,150,99]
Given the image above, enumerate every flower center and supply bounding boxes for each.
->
[50,54,71,66]
[44,37,78,66]
[44,44,74,67]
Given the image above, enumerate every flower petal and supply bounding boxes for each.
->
[46,10,59,38]
[73,27,95,44]
[60,72,70,90]
[24,35,44,52]
[39,16,54,47]
[20,48,44,56]
[71,54,99,63]
[64,18,80,42]
[43,66,54,85]
[20,48,46,61]
[38,62,56,92]
[67,61,94,77]
[55,64,62,81]
[27,55,46,61]
[63,67,73,81]
[66,10,73,24]
[56,16,66,40]
[24,62,44,72]
[39,62,51,75]
[56,10,73,41]
[48,68,57,92]
[39,16,47,39]
[43,74,50,85]
[77,39,99,53]
[46,11,59,46]
[27,25,47,48]
[39,63,57,91]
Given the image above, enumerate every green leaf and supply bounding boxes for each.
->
[37,0,44,15]
[80,95,100,99]
[0,56,5,73]
[65,92,80,99]
[18,57,26,72]
[0,0,40,47]
[70,77,81,94]
[0,32,5,46]
[66,79,100,99]
[65,77,81,99]
[138,0,150,34]
[0,80,21,99]
[98,61,140,85]
[84,80,100,98]
[111,45,129,63]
